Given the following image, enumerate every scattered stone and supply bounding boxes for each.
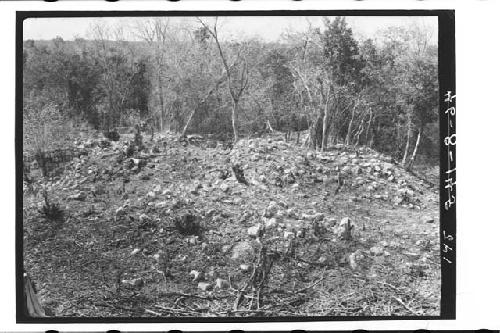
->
[231,241,256,261]
[221,245,232,254]
[68,191,86,201]
[324,217,338,227]
[286,207,299,219]
[190,270,203,282]
[348,250,363,271]
[263,217,278,230]
[247,224,263,238]
[215,278,230,290]
[187,236,199,245]
[393,196,404,205]
[370,246,384,256]
[155,201,168,208]
[317,256,327,264]
[302,212,325,222]
[190,183,202,194]
[220,182,230,192]
[197,282,213,292]
[206,267,216,279]
[122,278,144,288]
[115,206,126,217]
[240,264,251,273]
[336,217,355,240]
[264,201,279,218]
[275,210,286,220]
[423,216,435,223]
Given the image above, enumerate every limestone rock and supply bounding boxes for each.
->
[264,201,279,218]
[231,241,256,262]
[247,224,263,238]
[370,246,384,256]
[68,191,86,201]
[423,216,435,223]
[215,278,230,290]
[263,217,278,230]
[240,264,252,272]
[122,278,144,288]
[197,282,213,292]
[190,270,203,282]
[302,212,325,222]
[336,217,355,240]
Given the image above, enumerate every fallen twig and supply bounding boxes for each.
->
[218,308,275,315]
[295,268,326,294]
[391,296,419,315]
[154,304,200,316]
[144,308,162,316]
[376,281,403,291]
[164,291,228,300]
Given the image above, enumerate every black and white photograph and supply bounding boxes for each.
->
[18,11,454,321]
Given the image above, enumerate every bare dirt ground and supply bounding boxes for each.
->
[23,132,440,317]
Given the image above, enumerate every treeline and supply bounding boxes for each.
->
[23,17,439,166]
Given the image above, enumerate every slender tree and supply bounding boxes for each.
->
[197,17,249,142]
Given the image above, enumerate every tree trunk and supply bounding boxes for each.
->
[346,107,355,146]
[180,74,226,137]
[309,113,323,150]
[407,127,422,170]
[232,99,240,142]
[321,106,329,151]
[320,86,331,151]
[266,120,274,132]
[24,273,45,317]
[181,107,196,137]
[365,108,373,144]
[159,110,163,133]
[157,74,165,132]
[401,119,412,166]
[107,93,113,132]
[167,106,172,132]
[354,119,364,146]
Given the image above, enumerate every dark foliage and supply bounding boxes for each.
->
[38,191,65,237]
[104,129,121,141]
[22,19,439,166]
[173,213,202,236]
[232,163,249,185]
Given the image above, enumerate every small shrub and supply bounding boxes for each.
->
[105,129,120,141]
[133,125,144,151]
[38,190,65,233]
[174,212,202,236]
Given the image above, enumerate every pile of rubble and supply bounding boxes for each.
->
[230,137,436,209]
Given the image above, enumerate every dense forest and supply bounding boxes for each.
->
[23,17,438,167]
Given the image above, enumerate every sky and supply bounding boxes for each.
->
[23,16,438,44]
